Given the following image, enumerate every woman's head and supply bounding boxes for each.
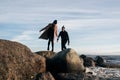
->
[53,20,57,24]
[62,26,65,31]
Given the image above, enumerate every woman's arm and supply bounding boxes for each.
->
[54,24,58,37]
[39,23,51,32]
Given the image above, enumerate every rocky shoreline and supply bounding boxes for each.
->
[0,39,120,80]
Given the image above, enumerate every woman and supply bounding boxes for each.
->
[40,20,58,51]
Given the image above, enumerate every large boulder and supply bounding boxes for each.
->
[80,55,96,67]
[95,56,105,67]
[81,57,95,67]
[49,48,85,73]
[84,57,96,67]
[0,39,46,80]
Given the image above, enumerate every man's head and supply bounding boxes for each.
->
[62,26,65,31]
[53,20,57,24]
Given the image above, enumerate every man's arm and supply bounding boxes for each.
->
[57,32,61,42]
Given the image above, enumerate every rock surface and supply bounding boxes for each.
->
[0,39,46,80]
[84,57,96,67]
[35,51,55,58]
[56,73,99,80]
[95,56,120,68]
[1,39,119,80]
[80,55,96,67]
[49,48,85,73]
[35,72,55,80]
[95,56,105,66]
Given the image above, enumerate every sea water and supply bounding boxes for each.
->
[88,55,120,78]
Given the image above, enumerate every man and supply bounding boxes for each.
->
[39,20,58,51]
[57,26,70,51]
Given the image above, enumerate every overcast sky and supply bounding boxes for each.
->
[0,0,120,55]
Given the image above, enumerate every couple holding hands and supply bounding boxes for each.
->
[39,20,70,52]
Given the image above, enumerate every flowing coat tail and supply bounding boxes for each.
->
[39,24,52,40]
